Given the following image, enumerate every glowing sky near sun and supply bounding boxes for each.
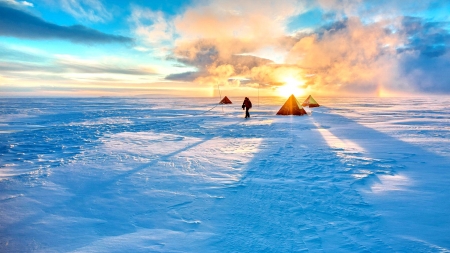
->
[0,0,449,97]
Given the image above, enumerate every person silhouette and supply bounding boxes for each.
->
[242,97,252,118]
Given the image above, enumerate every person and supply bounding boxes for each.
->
[242,97,252,118]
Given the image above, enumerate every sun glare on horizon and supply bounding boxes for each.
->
[277,77,305,97]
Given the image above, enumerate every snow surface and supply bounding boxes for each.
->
[1,96,449,252]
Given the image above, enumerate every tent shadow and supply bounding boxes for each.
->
[204,110,450,252]
[309,108,450,249]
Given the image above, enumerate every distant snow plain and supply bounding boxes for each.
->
[0,96,449,252]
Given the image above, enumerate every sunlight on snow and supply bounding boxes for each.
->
[0,168,22,180]
[371,174,411,193]
[313,123,365,152]
[2,97,450,252]
[313,123,412,190]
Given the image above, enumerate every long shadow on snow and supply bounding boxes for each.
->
[2,103,449,252]
[0,118,251,252]
[200,115,391,252]
[310,109,450,250]
[203,111,450,252]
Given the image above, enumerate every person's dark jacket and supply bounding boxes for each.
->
[242,98,252,109]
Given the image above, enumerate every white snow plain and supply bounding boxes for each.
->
[0,96,449,252]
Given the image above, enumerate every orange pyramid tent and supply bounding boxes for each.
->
[276,94,307,115]
[219,96,232,104]
[301,95,320,107]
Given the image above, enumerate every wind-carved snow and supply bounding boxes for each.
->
[68,117,133,126]
[0,97,449,252]
[312,122,384,182]
[101,132,199,158]
[97,131,262,183]
[239,119,274,126]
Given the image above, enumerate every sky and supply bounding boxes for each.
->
[0,0,449,97]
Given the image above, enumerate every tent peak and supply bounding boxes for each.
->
[276,94,307,116]
[302,95,320,108]
[219,96,232,104]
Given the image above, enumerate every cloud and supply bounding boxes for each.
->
[0,5,132,44]
[0,43,45,62]
[129,6,175,48]
[56,0,112,23]
[400,16,450,58]
[166,7,405,93]
[130,0,450,95]
[173,0,303,41]
[0,0,33,8]
[159,0,308,87]
[170,38,276,86]
[314,0,443,21]
[21,0,31,6]
[54,54,157,75]
[0,58,157,85]
[286,18,405,93]
[0,61,42,72]
[165,71,201,81]
[399,51,450,93]
[397,17,450,93]
[0,44,158,88]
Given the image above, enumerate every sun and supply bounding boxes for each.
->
[277,77,305,97]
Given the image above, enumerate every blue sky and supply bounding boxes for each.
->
[0,0,449,97]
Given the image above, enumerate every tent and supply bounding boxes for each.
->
[219,96,232,104]
[301,95,320,107]
[276,94,307,115]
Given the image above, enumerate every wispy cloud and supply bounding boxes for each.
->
[129,5,175,57]
[165,71,201,82]
[54,54,158,75]
[0,0,33,8]
[59,0,112,23]
[0,44,159,88]
[0,5,132,44]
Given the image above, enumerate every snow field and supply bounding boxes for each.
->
[0,97,449,252]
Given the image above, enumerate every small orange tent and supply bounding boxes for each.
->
[276,94,307,116]
[219,96,232,104]
[301,95,320,107]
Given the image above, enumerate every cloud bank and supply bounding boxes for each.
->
[0,43,158,89]
[135,0,450,95]
[0,4,132,44]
